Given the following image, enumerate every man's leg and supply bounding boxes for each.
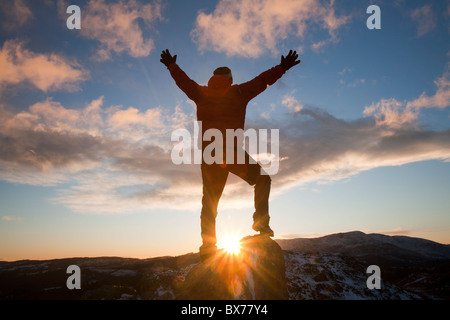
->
[227,150,273,236]
[199,163,228,262]
[252,172,272,235]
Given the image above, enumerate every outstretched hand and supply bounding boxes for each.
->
[160,49,177,68]
[280,50,301,71]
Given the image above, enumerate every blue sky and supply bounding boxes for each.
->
[0,0,449,261]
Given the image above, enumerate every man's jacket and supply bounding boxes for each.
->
[168,63,285,151]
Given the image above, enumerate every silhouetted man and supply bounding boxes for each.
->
[161,49,300,262]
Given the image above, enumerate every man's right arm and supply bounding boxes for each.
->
[161,49,200,101]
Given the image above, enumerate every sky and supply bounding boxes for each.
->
[0,0,449,261]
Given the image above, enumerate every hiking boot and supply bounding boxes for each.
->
[252,222,274,237]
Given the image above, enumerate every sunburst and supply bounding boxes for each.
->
[220,234,241,255]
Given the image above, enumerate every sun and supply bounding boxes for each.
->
[220,235,241,255]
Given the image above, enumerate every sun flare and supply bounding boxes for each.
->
[220,235,241,255]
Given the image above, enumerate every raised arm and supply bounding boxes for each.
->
[239,50,301,102]
[160,49,200,101]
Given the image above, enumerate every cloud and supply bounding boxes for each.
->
[373,227,413,236]
[0,97,198,212]
[363,98,418,129]
[1,66,450,214]
[338,68,352,76]
[362,227,435,239]
[364,67,450,128]
[2,216,22,221]
[2,90,450,214]
[407,67,450,110]
[0,40,89,92]
[0,0,33,31]
[107,106,163,131]
[282,95,303,113]
[223,114,446,216]
[80,0,163,61]
[409,4,436,37]
[192,0,348,57]
[338,68,366,88]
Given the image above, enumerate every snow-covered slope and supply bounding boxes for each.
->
[284,251,421,300]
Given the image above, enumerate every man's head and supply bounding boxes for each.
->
[213,67,233,83]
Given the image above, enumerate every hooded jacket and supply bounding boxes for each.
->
[168,63,285,150]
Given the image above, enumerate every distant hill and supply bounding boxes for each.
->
[276,230,450,265]
[0,231,449,300]
[276,231,450,299]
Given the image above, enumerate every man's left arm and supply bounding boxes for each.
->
[239,50,300,102]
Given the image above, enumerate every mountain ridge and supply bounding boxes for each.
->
[1,231,449,300]
[275,230,450,265]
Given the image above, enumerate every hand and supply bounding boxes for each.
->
[280,50,301,71]
[160,49,177,68]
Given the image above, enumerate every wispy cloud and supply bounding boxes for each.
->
[0,0,33,31]
[338,68,352,76]
[0,40,89,92]
[2,216,22,221]
[362,227,435,239]
[338,68,365,88]
[192,0,348,57]
[373,227,413,236]
[282,95,303,113]
[79,0,163,61]
[407,66,450,110]
[409,4,436,37]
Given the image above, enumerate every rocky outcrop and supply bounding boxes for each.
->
[179,235,288,300]
[239,235,288,300]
